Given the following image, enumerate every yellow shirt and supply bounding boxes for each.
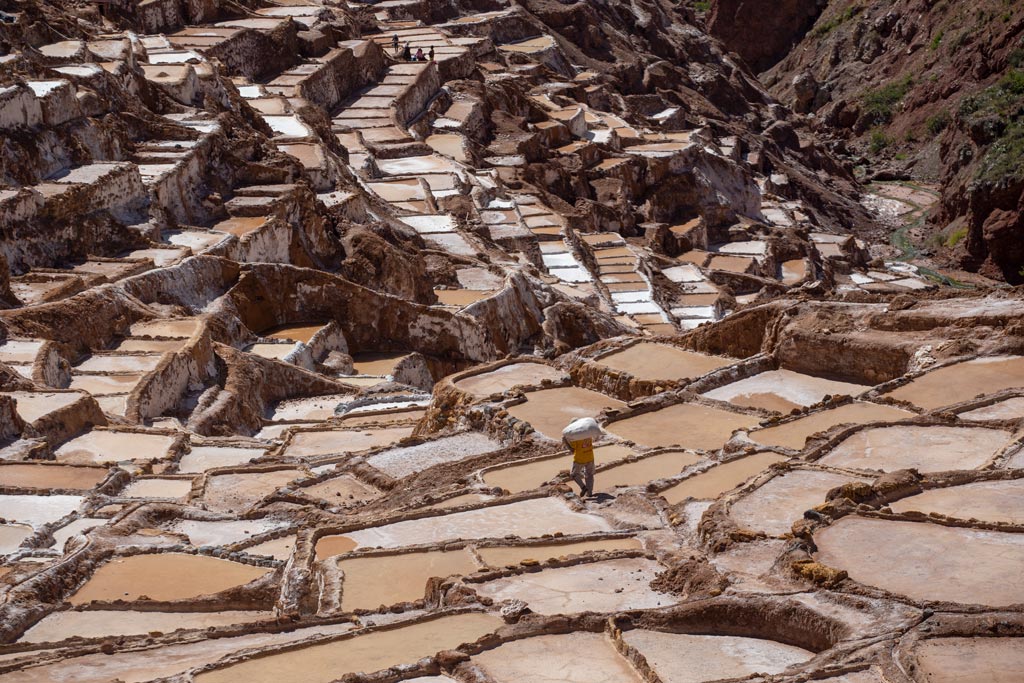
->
[571,438,594,464]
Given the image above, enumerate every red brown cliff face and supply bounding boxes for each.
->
[707,0,824,73]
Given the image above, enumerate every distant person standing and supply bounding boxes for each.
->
[428,46,435,61]
[566,435,595,497]
[402,42,411,61]
[391,34,399,53]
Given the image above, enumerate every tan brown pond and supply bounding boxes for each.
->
[483,444,635,494]
[596,450,703,490]
[729,469,868,536]
[818,425,1011,472]
[885,355,1024,409]
[623,630,815,683]
[433,289,494,306]
[454,362,567,396]
[702,369,870,413]
[68,553,271,604]
[5,391,83,423]
[68,373,143,395]
[959,396,1024,421]
[0,523,32,555]
[473,632,642,683]
[0,463,107,490]
[262,323,325,343]
[337,548,478,610]
[195,612,503,683]
[606,402,759,450]
[659,452,788,504]
[506,387,625,440]
[890,479,1024,524]
[20,609,273,643]
[748,401,914,450]
[814,516,1024,606]
[177,446,267,473]
[477,537,642,567]
[351,352,409,376]
[913,637,1024,682]
[54,430,177,464]
[129,318,200,338]
[594,343,734,381]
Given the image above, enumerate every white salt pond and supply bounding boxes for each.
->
[0,494,83,527]
[959,396,1024,421]
[121,478,193,499]
[506,386,625,440]
[889,479,1024,524]
[474,558,671,614]
[748,401,914,450]
[365,433,502,478]
[818,425,1012,472]
[166,518,291,546]
[177,446,267,473]
[54,430,177,464]
[473,632,642,683]
[729,469,868,536]
[606,402,759,450]
[453,362,567,396]
[702,369,869,413]
[318,497,610,551]
[814,517,1024,606]
[623,630,815,683]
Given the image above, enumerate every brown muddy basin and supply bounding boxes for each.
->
[817,425,1012,472]
[885,355,1024,409]
[506,387,625,440]
[454,362,567,396]
[594,343,734,382]
[68,553,271,604]
[0,463,107,490]
[0,523,32,555]
[477,537,642,567]
[195,612,503,683]
[814,516,1024,606]
[317,497,610,551]
[54,430,177,464]
[659,451,788,504]
[473,632,642,683]
[68,373,144,395]
[606,403,759,450]
[336,548,478,610]
[890,479,1024,524]
[595,450,703,490]
[748,401,914,450]
[475,558,671,614]
[350,352,409,376]
[729,469,868,536]
[913,637,1024,682]
[623,630,815,683]
[702,369,869,413]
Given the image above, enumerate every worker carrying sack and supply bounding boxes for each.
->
[562,417,602,442]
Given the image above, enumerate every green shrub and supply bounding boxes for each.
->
[694,0,710,11]
[869,129,892,154]
[862,75,915,124]
[945,226,968,247]
[930,30,944,51]
[926,110,951,135]
[811,4,862,36]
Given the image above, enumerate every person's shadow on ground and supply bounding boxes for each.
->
[587,492,615,503]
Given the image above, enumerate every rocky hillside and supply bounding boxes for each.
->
[711,0,1024,282]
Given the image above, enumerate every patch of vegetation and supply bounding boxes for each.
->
[811,4,862,37]
[869,129,892,154]
[959,70,1024,184]
[926,110,951,135]
[929,30,944,51]
[862,75,915,125]
[945,226,968,247]
[693,0,710,11]
[1011,48,1024,68]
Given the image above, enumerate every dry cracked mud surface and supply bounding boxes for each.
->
[0,0,1022,681]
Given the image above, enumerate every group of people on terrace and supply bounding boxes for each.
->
[392,35,434,62]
